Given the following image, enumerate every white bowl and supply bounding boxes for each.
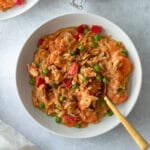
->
[16,13,142,138]
[0,0,39,20]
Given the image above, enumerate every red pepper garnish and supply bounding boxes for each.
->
[14,0,24,5]
[74,33,80,41]
[36,77,45,88]
[91,25,103,34]
[77,24,88,33]
[64,78,72,89]
[67,62,79,76]
[63,115,77,127]
[37,38,44,47]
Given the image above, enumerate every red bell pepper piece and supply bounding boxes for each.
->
[67,62,79,76]
[91,25,103,34]
[63,115,77,126]
[36,77,45,88]
[77,24,88,33]
[64,78,72,89]
[74,33,80,41]
[14,0,24,5]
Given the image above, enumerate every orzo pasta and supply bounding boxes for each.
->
[27,24,132,128]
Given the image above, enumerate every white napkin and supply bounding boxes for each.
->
[0,120,39,150]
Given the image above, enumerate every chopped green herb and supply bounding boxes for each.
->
[107,110,113,116]
[96,74,102,81]
[117,88,125,95]
[51,83,57,89]
[94,34,101,41]
[82,76,89,82]
[55,116,61,123]
[93,64,101,72]
[84,28,90,34]
[70,50,76,56]
[59,96,65,102]
[39,102,45,109]
[55,104,61,109]
[29,79,35,85]
[121,48,128,56]
[72,84,78,90]
[78,45,84,51]
[75,123,81,128]
[36,63,40,67]
[116,41,121,46]
[101,99,106,105]
[42,68,48,75]
[102,77,108,84]
[92,39,96,48]
[85,64,90,68]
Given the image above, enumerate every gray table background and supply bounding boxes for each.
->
[0,0,150,149]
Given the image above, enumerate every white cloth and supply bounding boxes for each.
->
[0,120,39,150]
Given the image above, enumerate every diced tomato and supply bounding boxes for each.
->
[36,77,45,88]
[77,24,88,33]
[74,33,80,41]
[37,38,44,47]
[64,78,72,89]
[63,115,77,127]
[67,62,79,76]
[14,0,24,5]
[91,25,103,34]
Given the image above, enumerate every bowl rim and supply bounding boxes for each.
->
[15,12,143,138]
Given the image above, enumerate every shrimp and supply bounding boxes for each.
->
[119,56,132,76]
[106,40,120,55]
[77,90,98,110]
[107,87,128,104]
[106,52,132,104]
[84,114,99,123]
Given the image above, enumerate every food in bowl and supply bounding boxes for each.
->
[27,24,132,128]
[0,0,24,11]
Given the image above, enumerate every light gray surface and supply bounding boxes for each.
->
[0,0,150,150]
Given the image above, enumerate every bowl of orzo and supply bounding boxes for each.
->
[16,13,142,138]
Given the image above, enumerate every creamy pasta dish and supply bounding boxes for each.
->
[27,24,132,128]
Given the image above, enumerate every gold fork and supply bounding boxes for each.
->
[104,96,150,150]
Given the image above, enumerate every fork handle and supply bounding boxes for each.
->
[104,96,150,150]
